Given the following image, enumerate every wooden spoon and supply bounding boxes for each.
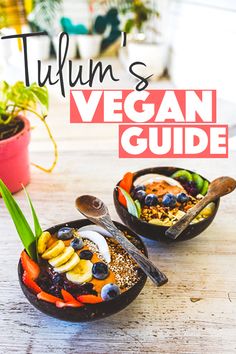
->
[75,195,168,287]
[165,176,236,240]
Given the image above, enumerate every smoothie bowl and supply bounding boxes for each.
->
[114,167,220,242]
[0,181,147,322]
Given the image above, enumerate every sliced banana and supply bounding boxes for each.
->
[66,260,93,284]
[42,240,65,259]
[48,246,75,267]
[79,230,111,263]
[54,253,80,273]
[37,231,52,254]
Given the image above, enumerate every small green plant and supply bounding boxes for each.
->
[0,81,58,173]
[0,179,41,261]
[118,0,159,34]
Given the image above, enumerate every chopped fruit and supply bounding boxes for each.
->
[192,173,204,192]
[61,289,76,302]
[118,188,127,207]
[133,185,146,194]
[134,190,146,203]
[177,192,189,204]
[162,193,177,208]
[200,180,209,196]
[134,199,141,217]
[144,194,158,207]
[182,181,199,197]
[70,236,84,251]
[21,251,40,280]
[77,294,103,304]
[199,202,215,217]
[37,231,52,254]
[92,262,109,280]
[22,271,42,294]
[171,169,193,182]
[78,230,111,263]
[66,259,93,284]
[57,227,74,240]
[119,172,133,193]
[56,300,84,308]
[42,240,65,260]
[54,253,80,273]
[48,246,74,267]
[79,250,93,260]
[101,283,120,301]
[37,291,62,304]
[118,172,134,207]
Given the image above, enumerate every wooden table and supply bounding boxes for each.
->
[1,59,236,353]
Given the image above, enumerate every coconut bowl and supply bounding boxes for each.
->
[113,166,220,242]
[18,219,147,322]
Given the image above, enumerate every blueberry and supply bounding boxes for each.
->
[101,283,120,301]
[70,237,84,250]
[92,262,109,280]
[57,227,73,240]
[79,250,93,260]
[131,185,145,198]
[134,190,146,203]
[134,185,146,193]
[177,192,189,204]
[162,193,177,208]
[144,194,158,207]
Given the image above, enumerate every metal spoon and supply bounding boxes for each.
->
[75,195,168,287]
[165,176,236,240]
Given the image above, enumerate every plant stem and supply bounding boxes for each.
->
[7,104,58,173]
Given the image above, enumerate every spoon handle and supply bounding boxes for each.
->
[165,195,212,240]
[98,217,168,286]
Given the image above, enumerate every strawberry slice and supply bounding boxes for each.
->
[120,172,133,193]
[22,271,42,294]
[61,290,84,307]
[21,250,40,280]
[56,301,84,308]
[77,294,103,304]
[37,291,62,304]
[61,289,76,302]
[118,172,134,207]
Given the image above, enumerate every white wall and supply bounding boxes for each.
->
[168,0,236,103]
[61,0,89,25]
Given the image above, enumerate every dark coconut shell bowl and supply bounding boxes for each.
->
[18,219,147,322]
[114,166,220,242]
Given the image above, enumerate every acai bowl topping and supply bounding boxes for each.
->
[26,226,143,307]
[0,180,143,310]
[117,170,215,227]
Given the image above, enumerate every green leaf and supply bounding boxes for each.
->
[22,186,42,238]
[134,199,141,218]
[118,186,139,218]
[124,18,135,33]
[22,186,42,262]
[0,180,37,261]
[30,84,49,111]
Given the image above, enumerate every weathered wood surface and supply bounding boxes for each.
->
[0,61,236,354]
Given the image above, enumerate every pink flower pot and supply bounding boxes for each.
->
[0,116,30,193]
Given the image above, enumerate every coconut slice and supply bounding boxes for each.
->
[78,225,112,237]
[134,173,183,188]
[78,230,111,263]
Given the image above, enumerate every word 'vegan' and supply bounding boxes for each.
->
[70,89,228,158]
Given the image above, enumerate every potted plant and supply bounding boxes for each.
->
[0,81,58,193]
[118,0,166,79]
